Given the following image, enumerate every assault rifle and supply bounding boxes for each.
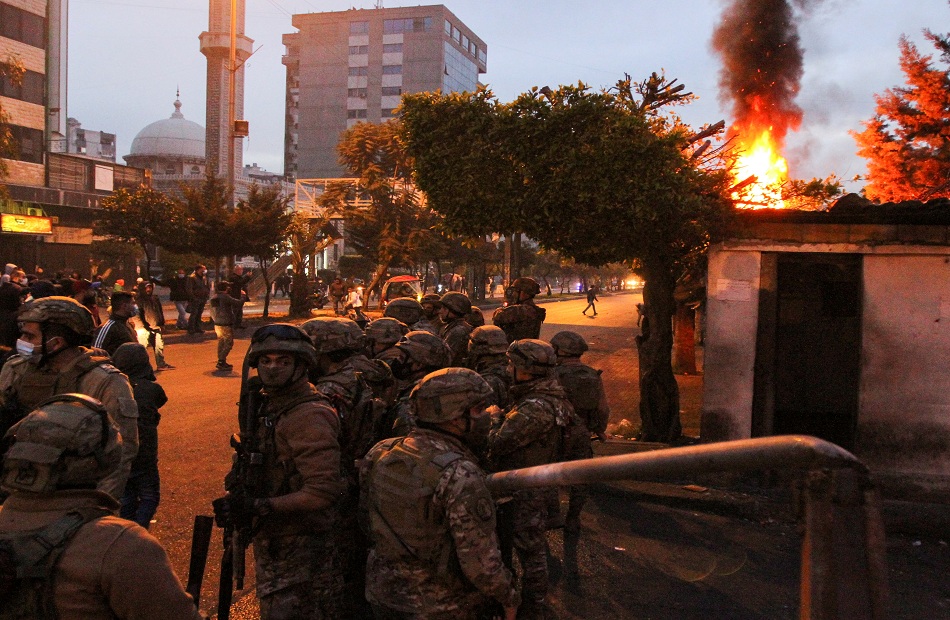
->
[215,364,266,620]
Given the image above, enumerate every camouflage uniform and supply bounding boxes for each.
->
[491,299,546,343]
[440,317,473,368]
[350,353,397,407]
[488,375,574,614]
[361,428,520,618]
[252,377,347,619]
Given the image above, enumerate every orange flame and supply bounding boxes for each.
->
[731,126,789,209]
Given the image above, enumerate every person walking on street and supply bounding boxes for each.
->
[227,264,250,329]
[159,269,190,330]
[582,286,599,316]
[185,264,210,334]
[112,344,167,529]
[213,325,347,619]
[360,368,520,620]
[209,281,244,371]
[91,292,137,355]
[0,395,202,619]
[137,282,173,370]
[329,277,346,315]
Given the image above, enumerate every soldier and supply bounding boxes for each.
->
[488,339,575,619]
[377,331,452,439]
[419,293,445,334]
[468,325,512,409]
[0,296,138,500]
[384,297,438,335]
[550,331,610,533]
[360,369,519,620]
[468,306,486,328]
[0,394,201,618]
[492,277,546,343]
[215,324,347,619]
[439,292,474,368]
[365,317,409,360]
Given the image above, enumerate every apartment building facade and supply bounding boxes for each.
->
[283,4,487,179]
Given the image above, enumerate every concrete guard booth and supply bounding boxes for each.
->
[701,195,950,499]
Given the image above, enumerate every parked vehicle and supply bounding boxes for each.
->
[379,275,422,307]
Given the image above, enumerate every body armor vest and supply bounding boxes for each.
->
[554,365,602,430]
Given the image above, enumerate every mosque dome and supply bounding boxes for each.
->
[128,98,205,160]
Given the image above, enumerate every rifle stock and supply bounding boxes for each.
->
[185,515,214,609]
[217,524,235,620]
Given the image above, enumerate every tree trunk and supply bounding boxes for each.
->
[365,260,391,310]
[258,257,272,319]
[288,268,310,318]
[672,302,697,374]
[636,262,682,443]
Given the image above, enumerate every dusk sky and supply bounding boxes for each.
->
[69,0,949,193]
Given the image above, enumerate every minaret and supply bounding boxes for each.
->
[199,0,253,180]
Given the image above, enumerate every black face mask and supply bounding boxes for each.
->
[389,355,415,381]
[459,407,491,455]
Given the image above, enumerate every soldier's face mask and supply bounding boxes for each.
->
[461,405,492,452]
[257,353,301,389]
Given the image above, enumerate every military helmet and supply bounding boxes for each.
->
[510,277,541,297]
[2,394,121,493]
[421,293,442,308]
[468,325,509,357]
[550,331,589,357]
[394,331,453,369]
[440,292,472,316]
[17,296,95,337]
[246,323,319,369]
[467,307,486,328]
[365,317,409,348]
[300,317,366,354]
[384,298,424,325]
[507,339,557,375]
[411,368,494,423]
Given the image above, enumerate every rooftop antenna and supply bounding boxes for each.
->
[375,1,383,7]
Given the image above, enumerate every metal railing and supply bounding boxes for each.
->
[485,435,887,620]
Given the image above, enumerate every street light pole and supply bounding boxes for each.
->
[227,0,237,206]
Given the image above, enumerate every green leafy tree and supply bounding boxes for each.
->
[319,121,436,308]
[0,56,25,187]
[96,185,191,276]
[178,175,237,272]
[286,213,339,318]
[854,32,950,202]
[782,175,845,211]
[233,184,294,318]
[401,75,734,442]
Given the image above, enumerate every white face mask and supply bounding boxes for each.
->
[15,339,41,363]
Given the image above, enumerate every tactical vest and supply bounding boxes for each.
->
[554,365,602,429]
[0,506,109,619]
[493,304,546,342]
[366,437,463,577]
[493,393,566,472]
[319,370,381,471]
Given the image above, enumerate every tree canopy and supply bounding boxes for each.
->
[0,57,25,184]
[854,31,950,202]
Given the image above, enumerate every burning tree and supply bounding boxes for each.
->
[853,31,950,202]
[401,76,735,442]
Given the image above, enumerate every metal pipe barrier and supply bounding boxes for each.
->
[485,435,887,620]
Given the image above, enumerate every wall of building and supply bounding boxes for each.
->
[701,248,762,441]
[859,254,950,489]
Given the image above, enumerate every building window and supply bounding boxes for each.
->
[348,88,368,98]
[461,35,470,50]
[444,19,452,35]
[383,17,431,34]
[478,47,487,63]
[381,86,402,96]
[0,4,46,49]
[382,65,402,75]
[2,124,44,163]
[382,108,398,119]
[350,21,369,34]
[348,66,368,77]
[383,43,403,54]
[349,45,368,55]
[191,166,200,175]
[0,69,44,105]
[347,109,367,119]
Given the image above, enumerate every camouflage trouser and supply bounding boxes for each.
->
[497,490,548,607]
[255,533,346,620]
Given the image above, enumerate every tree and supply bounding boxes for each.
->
[401,75,734,442]
[319,121,437,308]
[178,175,238,272]
[0,57,25,187]
[233,184,294,318]
[286,213,338,318]
[96,186,191,276]
[854,32,950,202]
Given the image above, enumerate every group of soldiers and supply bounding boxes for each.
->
[0,276,609,619]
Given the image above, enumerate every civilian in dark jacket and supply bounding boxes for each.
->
[0,272,25,347]
[138,282,174,370]
[184,265,210,334]
[209,281,244,371]
[91,291,137,355]
[113,343,167,529]
[226,265,250,329]
[155,269,190,330]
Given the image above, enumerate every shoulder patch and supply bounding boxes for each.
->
[432,451,463,469]
[475,497,494,522]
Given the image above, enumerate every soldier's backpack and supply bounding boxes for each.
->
[0,507,107,619]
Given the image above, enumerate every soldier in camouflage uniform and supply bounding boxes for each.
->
[0,296,138,500]
[488,339,575,619]
[365,317,409,360]
[467,325,512,409]
[377,331,453,439]
[385,298,438,336]
[550,331,610,533]
[360,368,519,620]
[439,292,474,368]
[492,278,546,343]
[419,293,445,335]
[217,324,347,619]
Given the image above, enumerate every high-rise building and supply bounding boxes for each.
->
[283,5,487,179]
